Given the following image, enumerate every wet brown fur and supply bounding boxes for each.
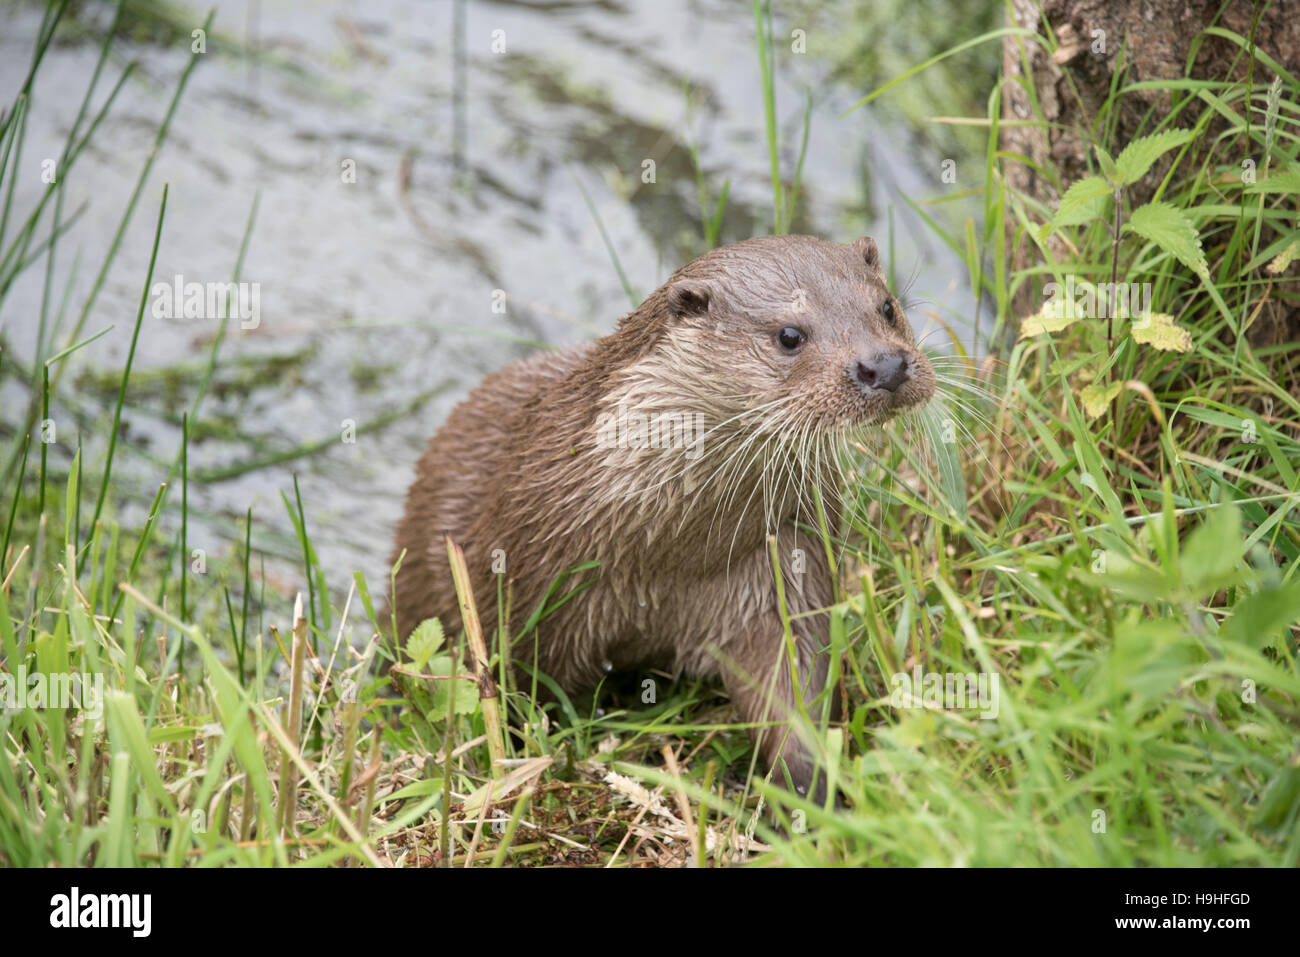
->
[386,235,935,798]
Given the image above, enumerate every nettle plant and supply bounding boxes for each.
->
[1020,76,1300,416]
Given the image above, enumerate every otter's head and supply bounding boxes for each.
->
[593,235,936,536]
[658,235,935,433]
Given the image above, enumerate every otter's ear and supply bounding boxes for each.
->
[853,236,882,273]
[666,279,711,320]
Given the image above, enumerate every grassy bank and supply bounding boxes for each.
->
[1,1,1298,867]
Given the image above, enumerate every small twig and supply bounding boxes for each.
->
[1,543,30,592]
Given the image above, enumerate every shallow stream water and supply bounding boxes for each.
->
[0,0,974,622]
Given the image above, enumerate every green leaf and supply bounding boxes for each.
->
[426,656,479,715]
[1124,201,1208,279]
[1113,129,1192,185]
[384,776,445,801]
[64,448,80,547]
[1042,175,1111,237]
[1254,765,1300,831]
[352,571,379,631]
[1087,549,1172,602]
[1179,505,1244,595]
[148,726,200,745]
[1094,143,1120,184]
[1130,312,1193,352]
[1247,169,1300,195]
[1103,621,1200,710]
[1080,381,1122,417]
[432,678,480,716]
[1071,433,1125,526]
[1222,582,1300,649]
[407,618,445,672]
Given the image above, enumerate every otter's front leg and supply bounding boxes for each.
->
[722,607,839,805]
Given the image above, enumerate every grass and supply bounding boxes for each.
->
[1,1,1298,867]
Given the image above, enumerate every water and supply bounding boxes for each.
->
[0,0,974,618]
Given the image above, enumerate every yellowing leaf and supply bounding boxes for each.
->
[1267,239,1299,275]
[1080,381,1122,417]
[461,755,554,816]
[1019,304,1080,338]
[1131,312,1193,352]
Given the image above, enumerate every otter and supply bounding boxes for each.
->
[386,234,935,802]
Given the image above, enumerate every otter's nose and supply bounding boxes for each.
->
[855,352,909,393]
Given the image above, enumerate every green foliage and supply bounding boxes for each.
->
[1113,129,1193,185]
[1124,201,1209,279]
[406,618,445,673]
[399,618,477,718]
[1043,175,1112,235]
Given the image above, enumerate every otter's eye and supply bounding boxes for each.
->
[881,300,896,326]
[777,326,806,352]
